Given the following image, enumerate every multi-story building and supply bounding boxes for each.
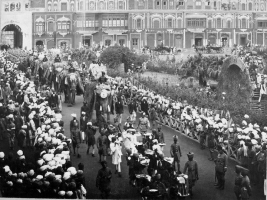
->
[32,0,129,49]
[128,0,267,49]
[0,0,45,49]
[2,0,267,50]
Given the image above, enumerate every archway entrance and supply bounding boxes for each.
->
[1,24,23,48]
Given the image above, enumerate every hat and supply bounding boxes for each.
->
[63,172,71,180]
[66,191,73,197]
[173,135,178,140]
[87,122,92,126]
[36,175,43,180]
[71,113,77,118]
[58,191,65,197]
[17,150,23,156]
[81,112,86,115]
[0,152,5,159]
[22,125,27,129]
[187,152,194,158]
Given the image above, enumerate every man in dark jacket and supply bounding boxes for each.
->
[141,97,149,116]
[115,97,124,125]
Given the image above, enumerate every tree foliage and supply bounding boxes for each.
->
[99,46,149,69]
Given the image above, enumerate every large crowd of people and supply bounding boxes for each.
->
[0,45,265,200]
[0,51,87,198]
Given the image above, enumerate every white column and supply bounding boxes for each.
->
[233,29,236,44]
[183,29,185,48]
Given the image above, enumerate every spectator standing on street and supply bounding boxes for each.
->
[97,129,108,162]
[149,104,157,129]
[240,168,252,200]
[140,97,149,116]
[115,96,124,126]
[214,145,228,190]
[128,99,137,123]
[86,122,97,157]
[183,152,199,196]
[96,161,112,199]
[170,135,182,173]
[110,137,123,177]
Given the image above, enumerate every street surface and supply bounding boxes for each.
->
[61,96,264,200]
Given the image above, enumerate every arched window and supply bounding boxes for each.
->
[118,1,124,9]
[248,2,252,10]
[156,0,160,9]
[80,0,83,10]
[241,18,246,28]
[154,20,160,29]
[99,1,105,9]
[89,1,95,9]
[208,20,212,28]
[163,1,167,8]
[167,18,172,28]
[242,3,246,10]
[227,20,231,28]
[109,1,114,9]
[61,3,67,11]
[136,18,142,29]
[217,18,221,28]
[54,3,58,11]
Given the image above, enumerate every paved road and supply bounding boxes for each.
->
[62,96,265,200]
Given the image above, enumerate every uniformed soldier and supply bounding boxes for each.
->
[214,145,228,190]
[54,54,61,63]
[234,165,243,200]
[183,152,199,196]
[170,135,182,173]
[96,161,112,199]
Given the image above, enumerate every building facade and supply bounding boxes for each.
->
[2,0,267,50]
[1,0,46,49]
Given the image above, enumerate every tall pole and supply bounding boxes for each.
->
[0,0,2,43]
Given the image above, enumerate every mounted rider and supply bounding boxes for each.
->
[68,63,76,73]
[98,71,107,84]
[42,54,48,62]
[54,54,61,63]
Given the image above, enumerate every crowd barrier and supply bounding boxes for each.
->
[125,78,239,162]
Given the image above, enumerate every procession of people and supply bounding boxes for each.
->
[0,45,264,200]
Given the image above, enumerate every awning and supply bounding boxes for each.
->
[187,28,205,33]
[76,30,98,35]
[103,30,128,35]
[256,17,267,21]
[185,14,206,18]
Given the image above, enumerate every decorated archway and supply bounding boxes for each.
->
[1,24,23,48]
[217,56,251,104]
